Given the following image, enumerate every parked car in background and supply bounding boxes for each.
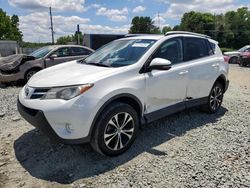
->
[238,51,250,67]
[0,45,94,84]
[18,31,229,156]
[224,45,250,64]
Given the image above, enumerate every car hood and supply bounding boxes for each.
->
[28,61,120,87]
[0,54,35,71]
[224,51,240,56]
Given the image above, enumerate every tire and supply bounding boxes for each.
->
[90,102,139,156]
[24,69,40,83]
[229,56,238,64]
[203,82,224,113]
[239,61,245,67]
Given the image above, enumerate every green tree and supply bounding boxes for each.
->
[56,32,83,45]
[162,26,172,34]
[10,15,23,41]
[56,35,74,44]
[175,8,250,49]
[172,25,181,31]
[0,8,22,41]
[179,11,215,36]
[129,16,160,34]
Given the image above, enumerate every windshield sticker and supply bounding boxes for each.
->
[132,43,150,48]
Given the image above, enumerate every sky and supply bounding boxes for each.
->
[0,0,250,42]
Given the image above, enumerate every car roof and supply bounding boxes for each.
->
[44,45,94,51]
[119,32,215,42]
[119,35,164,41]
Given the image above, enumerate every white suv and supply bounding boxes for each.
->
[18,32,229,156]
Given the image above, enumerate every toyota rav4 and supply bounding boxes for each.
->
[18,31,229,156]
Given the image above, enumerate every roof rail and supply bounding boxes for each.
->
[124,34,163,38]
[165,31,211,39]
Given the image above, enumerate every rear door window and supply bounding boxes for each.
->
[71,47,92,56]
[184,37,210,61]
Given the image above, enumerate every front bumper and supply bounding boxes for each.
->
[239,56,250,66]
[17,99,90,144]
[0,71,23,82]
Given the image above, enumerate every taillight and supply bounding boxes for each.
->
[223,56,229,63]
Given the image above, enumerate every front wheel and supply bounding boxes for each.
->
[25,69,39,83]
[203,82,224,113]
[91,102,139,156]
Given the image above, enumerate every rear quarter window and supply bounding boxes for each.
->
[209,42,216,54]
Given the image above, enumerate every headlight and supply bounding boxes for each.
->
[42,84,94,100]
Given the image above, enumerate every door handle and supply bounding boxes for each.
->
[212,63,219,67]
[179,70,189,75]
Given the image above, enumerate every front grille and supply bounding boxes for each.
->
[30,88,50,99]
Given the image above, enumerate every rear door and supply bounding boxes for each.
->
[184,37,220,101]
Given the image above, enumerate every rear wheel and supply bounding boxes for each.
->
[91,102,139,156]
[203,82,224,113]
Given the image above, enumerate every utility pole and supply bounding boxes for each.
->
[77,24,80,45]
[49,7,55,44]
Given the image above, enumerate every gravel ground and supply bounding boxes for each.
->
[0,64,249,188]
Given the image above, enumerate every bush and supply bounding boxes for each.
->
[220,47,235,53]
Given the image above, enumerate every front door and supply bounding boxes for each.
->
[145,37,188,118]
[45,47,72,67]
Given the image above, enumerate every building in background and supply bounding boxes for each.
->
[0,40,19,57]
[83,34,124,50]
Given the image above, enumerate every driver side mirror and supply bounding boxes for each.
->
[149,58,172,71]
[49,54,57,60]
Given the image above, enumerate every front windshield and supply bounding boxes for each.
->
[238,46,249,52]
[29,46,55,58]
[83,39,156,67]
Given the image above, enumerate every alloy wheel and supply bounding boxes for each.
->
[210,86,223,111]
[104,112,135,151]
[26,71,37,81]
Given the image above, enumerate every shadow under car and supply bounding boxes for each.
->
[14,106,228,184]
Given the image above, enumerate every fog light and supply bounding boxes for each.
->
[65,123,74,133]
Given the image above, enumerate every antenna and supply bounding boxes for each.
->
[49,7,55,44]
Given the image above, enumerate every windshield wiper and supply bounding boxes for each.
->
[86,62,111,67]
[78,59,86,64]
[78,59,111,67]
